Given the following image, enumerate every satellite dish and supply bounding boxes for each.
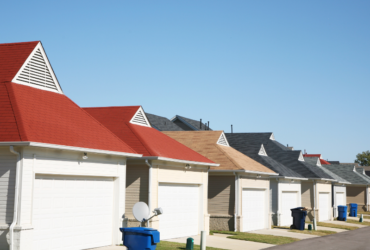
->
[133,202,150,222]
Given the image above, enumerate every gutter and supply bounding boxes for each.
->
[272,176,309,181]
[141,156,219,167]
[9,146,21,250]
[145,160,152,227]
[0,141,142,158]
[209,169,279,175]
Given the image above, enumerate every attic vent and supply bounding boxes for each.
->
[130,108,151,127]
[217,133,229,146]
[298,152,305,161]
[15,48,58,91]
[258,144,268,156]
[270,133,275,140]
[316,158,322,167]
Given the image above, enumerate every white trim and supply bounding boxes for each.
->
[129,106,151,127]
[209,169,279,176]
[258,144,268,156]
[270,133,275,140]
[0,141,142,157]
[11,42,63,94]
[33,171,120,178]
[298,151,305,161]
[273,176,308,181]
[217,132,230,146]
[316,158,322,167]
[144,156,219,167]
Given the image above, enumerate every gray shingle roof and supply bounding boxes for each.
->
[304,157,350,183]
[355,168,370,182]
[146,113,184,131]
[322,164,370,185]
[225,133,334,180]
[171,115,212,131]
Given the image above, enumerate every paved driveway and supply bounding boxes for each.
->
[265,226,370,250]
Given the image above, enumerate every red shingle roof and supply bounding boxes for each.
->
[0,41,139,155]
[303,154,331,165]
[84,106,216,164]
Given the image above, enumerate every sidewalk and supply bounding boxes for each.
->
[165,234,274,250]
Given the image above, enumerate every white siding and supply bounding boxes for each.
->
[0,147,17,225]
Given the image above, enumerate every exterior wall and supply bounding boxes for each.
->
[301,181,315,221]
[149,160,209,235]
[208,174,235,231]
[239,175,270,231]
[316,182,333,221]
[333,185,346,217]
[347,186,366,212]
[3,146,127,250]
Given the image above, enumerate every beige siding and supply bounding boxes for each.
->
[347,186,366,211]
[317,183,331,193]
[0,147,17,225]
[125,163,149,217]
[301,182,313,209]
[208,175,235,215]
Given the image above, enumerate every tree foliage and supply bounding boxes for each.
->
[355,150,370,166]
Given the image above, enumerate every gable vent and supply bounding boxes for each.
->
[15,48,58,91]
[130,108,151,127]
[316,158,321,167]
[298,152,305,161]
[270,133,275,140]
[258,144,268,156]
[217,133,229,146]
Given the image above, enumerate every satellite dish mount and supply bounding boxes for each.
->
[132,202,163,227]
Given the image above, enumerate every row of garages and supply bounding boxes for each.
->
[1,41,369,250]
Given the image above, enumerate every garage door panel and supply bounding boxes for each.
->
[319,193,330,221]
[281,192,298,226]
[33,175,114,250]
[158,184,199,240]
[242,189,266,231]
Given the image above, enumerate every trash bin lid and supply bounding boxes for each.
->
[350,203,358,207]
[290,207,305,211]
[119,227,160,243]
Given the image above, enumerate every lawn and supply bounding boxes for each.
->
[346,219,370,226]
[317,222,358,231]
[210,230,299,245]
[272,226,336,236]
[156,241,224,250]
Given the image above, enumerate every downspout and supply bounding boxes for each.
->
[145,160,152,227]
[313,180,317,230]
[9,146,21,250]
[234,172,238,232]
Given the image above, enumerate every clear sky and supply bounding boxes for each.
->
[1,1,369,162]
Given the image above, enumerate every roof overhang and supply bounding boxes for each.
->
[309,178,337,182]
[141,156,219,167]
[209,169,279,176]
[0,141,142,158]
[272,176,309,181]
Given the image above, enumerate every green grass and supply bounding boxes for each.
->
[272,226,336,236]
[346,219,370,226]
[210,230,299,245]
[317,222,358,231]
[156,241,224,250]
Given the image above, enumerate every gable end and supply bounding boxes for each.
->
[130,107,151,127]
[217,132,229,146]
[258,144,268,156]
[298,151,305,161]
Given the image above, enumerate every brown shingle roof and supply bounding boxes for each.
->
[163,131,276,174]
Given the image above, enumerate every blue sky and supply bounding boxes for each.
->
[1,1,369,162]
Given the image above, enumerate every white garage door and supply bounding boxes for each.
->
[33,175,114,250]
[242,189,266,231]
[281,192,298,226]
[158,184,199,240]
[336,192,345,206]
[319,193,330,221]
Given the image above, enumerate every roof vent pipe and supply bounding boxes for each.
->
[200,119,202,129]
[231,125,233,133]
[208,121,210,130]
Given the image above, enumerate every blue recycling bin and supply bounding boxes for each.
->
[349,203,358,217]
[120,227,160,250]
[290,207,307,230]
[337,205,347,221]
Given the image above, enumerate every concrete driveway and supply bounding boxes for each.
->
[265,226,370,250]
[165,234,274,250]
[250,229,317,239]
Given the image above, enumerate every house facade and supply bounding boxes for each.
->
[0,41,141,250]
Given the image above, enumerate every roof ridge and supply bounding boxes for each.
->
[126,123,157,156]
[67,99,138,154]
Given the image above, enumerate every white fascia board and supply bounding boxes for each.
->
[142,156,219,167]
[11,42,63,94]
[272,176,309,181]
[129,106,152,127]
[309,178,337,182]
[209,169,279,176]
[0,141,142,157]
